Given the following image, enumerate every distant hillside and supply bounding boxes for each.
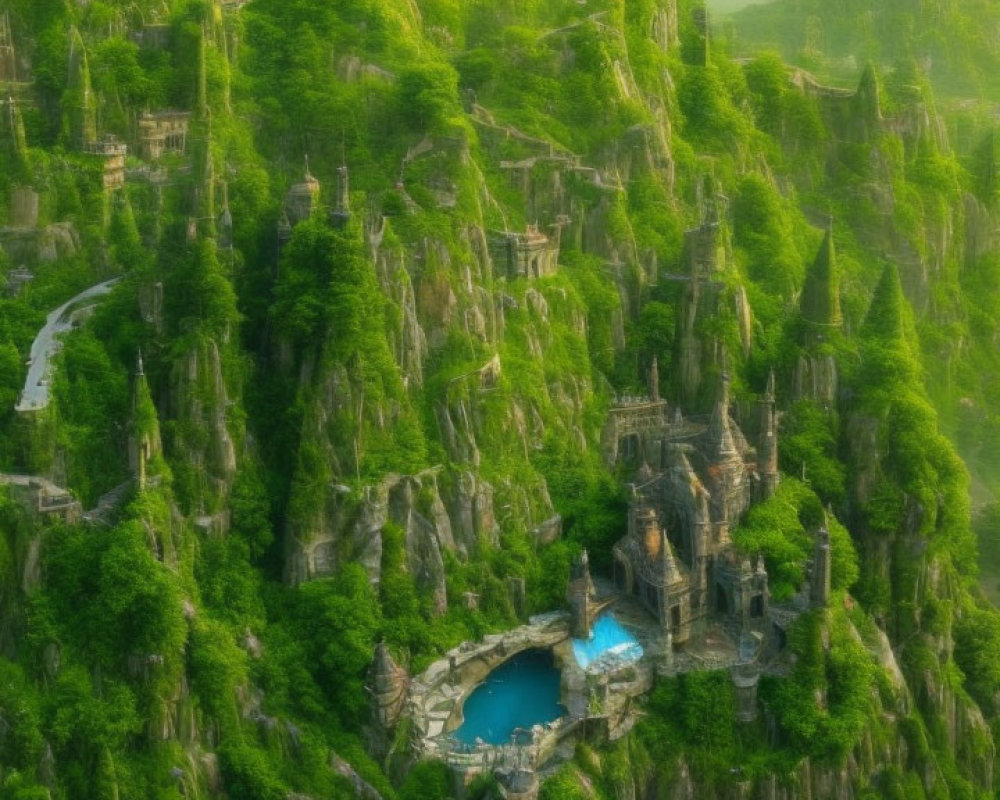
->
[730,0,1000,98]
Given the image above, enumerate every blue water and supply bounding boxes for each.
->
[571,614,644,671]
[452,649,565,745]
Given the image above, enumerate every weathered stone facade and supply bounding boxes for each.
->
[85,136,127,190]
[488,224,560,279]
[139,111,190,160]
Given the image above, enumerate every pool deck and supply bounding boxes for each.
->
[410,580,807,792]
[410,612,571,745]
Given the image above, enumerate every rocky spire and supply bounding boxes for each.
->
[67,27,97,148]
[649,355,660,403]
[194,112,216,238]
[801,228,842,329]
[369,640,408,732]
[130,349,161,490]
[219,181,233,250]
[855,63,881,124]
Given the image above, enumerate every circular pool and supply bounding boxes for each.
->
[452,648,566,745]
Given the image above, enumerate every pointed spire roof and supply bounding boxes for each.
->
[801,229,841,327]
[862,262,907,344]
[708,364,737,458]
[660,531,682,586]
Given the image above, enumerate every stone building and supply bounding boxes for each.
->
[609,369,776,644]
[85,136,127,191]
[330,164,350,229]
[139,111,191,160]
[284,160,320,226]
[811,525,832,609]
[488,224,560,279]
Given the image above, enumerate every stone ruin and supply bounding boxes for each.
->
[283,159,320,228]
[85,136,127,191]
[488,224,561,280]
[139,111,191,160]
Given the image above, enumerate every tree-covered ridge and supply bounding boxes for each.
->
[0,0,997,798]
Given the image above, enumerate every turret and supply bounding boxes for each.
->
[801,228,841,333]
[649,356,660,403]
[331,164,350,229]
[567,549,598,639]
[811,526,832,608]
[285,156,320,226]
[757,370,779,499]
[708,367,737,459]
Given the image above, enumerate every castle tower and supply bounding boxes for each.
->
[369,640,408,732]
[795,227,841,406]
[758,370,779,499]
[731,664,760,723]
[706,363,748,544]
[649,356,660,403]
[331,164,350,229]
[811,526,832,608]
[708,367,738,460]
[801,228,841,333]
[567,549,597,639]
[284,156,320,226]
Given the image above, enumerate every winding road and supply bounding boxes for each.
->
[16,278,120,412]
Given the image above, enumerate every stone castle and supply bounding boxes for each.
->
[603,364,781,646]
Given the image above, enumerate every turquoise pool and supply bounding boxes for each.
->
[452,649,565,745]
[571,614,644,672]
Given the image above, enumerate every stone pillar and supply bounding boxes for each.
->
[732,664,760,722]
[758,370,779,499]
[332,164,351,229]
